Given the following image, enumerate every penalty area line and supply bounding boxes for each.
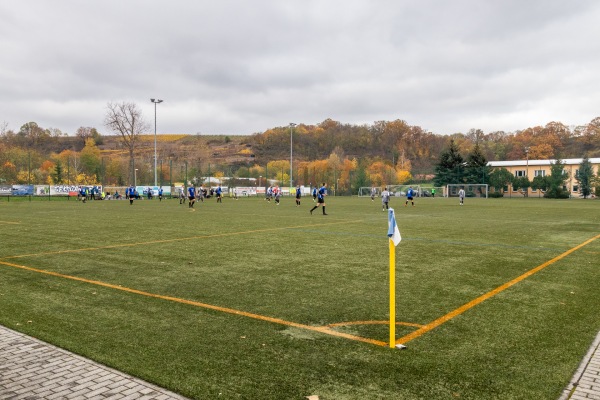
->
[396,232,600,346]
[0,259,387,347]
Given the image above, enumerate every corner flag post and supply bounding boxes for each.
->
[387,208,401,348]
[389,236,396,348]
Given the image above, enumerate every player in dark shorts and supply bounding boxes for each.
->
[405,186,415,207]
[295,185,301,206]
[309,183,328,215]
[188,185,196,208]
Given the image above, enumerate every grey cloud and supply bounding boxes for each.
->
[1,0,599,136]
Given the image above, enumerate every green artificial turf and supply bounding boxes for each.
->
[0,196,598,399]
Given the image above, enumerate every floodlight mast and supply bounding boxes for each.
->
[289,123,296,188]
[151,99,164,188]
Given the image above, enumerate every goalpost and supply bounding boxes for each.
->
[446,184,489,198]
[358,187,381,197]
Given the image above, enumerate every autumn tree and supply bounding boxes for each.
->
[80,138,101,179]
[104,102,149,185]
[18,122,50,147]
[76,126,102,146]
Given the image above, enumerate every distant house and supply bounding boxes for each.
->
[488,158,600,197]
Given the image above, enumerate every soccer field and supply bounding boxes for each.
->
[0,196,598,399]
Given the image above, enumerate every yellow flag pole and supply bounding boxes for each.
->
[389,237,396,348]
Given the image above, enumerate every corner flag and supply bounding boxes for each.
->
[387,208,401,246]
[387,208,403,349]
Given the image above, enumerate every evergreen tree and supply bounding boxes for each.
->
[544,158,569,198]
[576,156,594,198]
[433,139,464,186]
[52,160,64,184]
[352,162,369,194]
[464,144,490,184]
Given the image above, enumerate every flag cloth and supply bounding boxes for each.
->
[387,208,401,246]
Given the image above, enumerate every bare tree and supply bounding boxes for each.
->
[104,102,149,185]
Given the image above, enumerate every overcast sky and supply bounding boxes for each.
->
[2,0,599,136]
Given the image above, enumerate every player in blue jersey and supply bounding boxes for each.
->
[295,185,301,206]
[216,185,223,203]
[405,186,415,207]
[188,185,196,208]
[128,186,136,205]
[309,183,328,215]
[158,188,163,201]
[312,186,317,202]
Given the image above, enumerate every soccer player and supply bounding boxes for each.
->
[312,186,317,202]
[405,186,415,207]
[371,186,377,201]
[274,186,281,205]
[216,185,223,203]
[381,187,390,211]
[309,183,328,215]
[158,187,163,201]
[458,188,465,205]
[266,186,273,202]
[179,187,186,205]
[188,185,196,208]
[431,188,436,198]
[295,185,301,206]
[128,186,136,205]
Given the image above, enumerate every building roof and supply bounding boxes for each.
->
[488,158,600,167]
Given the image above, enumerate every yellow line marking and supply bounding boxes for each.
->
[396,233,600,346]
[328,320,425,328]
[0,221,20,225]
[0,220,357,261]
[0,259,386,347]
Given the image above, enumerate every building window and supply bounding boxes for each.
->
[573,185,579,192]
[534,170,545,177]
[575,169,579,178]
[515,170,526,177]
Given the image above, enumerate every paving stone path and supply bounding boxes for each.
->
[2,324,599,399]
[559,330,600,400]
[0,326,189,400]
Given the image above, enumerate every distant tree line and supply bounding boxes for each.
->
[1,106,599,196]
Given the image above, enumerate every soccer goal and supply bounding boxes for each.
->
[358,187,381,197]
[420,186,444,197]
[387,185,421,197]
[446,184,488,198]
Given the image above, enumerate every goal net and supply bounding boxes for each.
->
[419,186,444,197]
[358,187,381,197]
[387,185,421,197]
[446,184,488,198]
